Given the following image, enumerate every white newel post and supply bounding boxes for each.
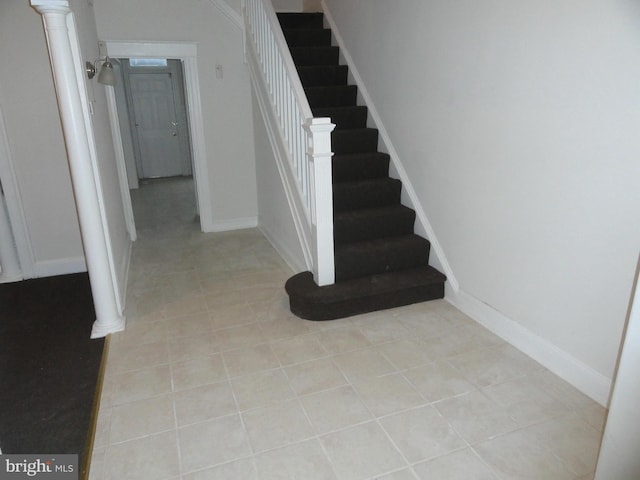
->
[31,0,125,338]
[305,117,336,286]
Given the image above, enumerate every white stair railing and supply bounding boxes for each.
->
[243,0,336,286]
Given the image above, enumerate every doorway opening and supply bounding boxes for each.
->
[114,57,198,234]
[103,41,212,240]
[123,58,192,180]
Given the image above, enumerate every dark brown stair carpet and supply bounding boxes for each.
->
[279,12,446,319]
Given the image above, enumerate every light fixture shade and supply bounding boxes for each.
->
[97,59,116,86]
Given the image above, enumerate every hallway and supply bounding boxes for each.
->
[89,177,605,480]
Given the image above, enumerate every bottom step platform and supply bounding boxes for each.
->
[285,266,446,321]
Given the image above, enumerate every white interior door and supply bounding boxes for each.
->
[129,72,183,178]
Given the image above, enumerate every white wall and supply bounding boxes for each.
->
[93,0,258,230]
[0,1,85,276]
[323,0,640,401]
[252,90,306,273]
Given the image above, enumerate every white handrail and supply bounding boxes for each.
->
[243,0,335,286]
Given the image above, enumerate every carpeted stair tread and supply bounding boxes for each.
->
[334,205,416,245]
[285,266,447,320]
[333,178,402,211]
[332,128,378,154]
[283,28,332,47]
[290,46,339,66]
[298,65,348,87]
[306,85,357,108]
[335,234,431,281]
[332,152,390,182]
[277,12,324,29]
[313,106,368,129]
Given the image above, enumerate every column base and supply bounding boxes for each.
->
[91,315,126,339]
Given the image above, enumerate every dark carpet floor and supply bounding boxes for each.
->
[0,273,104,472]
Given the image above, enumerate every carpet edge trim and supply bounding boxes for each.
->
[81,335,110,480]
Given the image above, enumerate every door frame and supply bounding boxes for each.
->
[0,104,35,280]
[102,41,213,237]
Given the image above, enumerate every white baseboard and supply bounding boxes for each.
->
[34,256,87,278]
[208,216,258,233]
[446,285,612,406]
[0,273,24,284]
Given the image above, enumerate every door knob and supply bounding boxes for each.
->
[172,132,177,136]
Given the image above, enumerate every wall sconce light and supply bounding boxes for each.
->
[85,56,118,86]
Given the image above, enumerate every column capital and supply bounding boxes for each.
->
[303,116,336,134]
[30,0,70,14]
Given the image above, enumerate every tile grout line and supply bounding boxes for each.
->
[218,344,261,479]
[100,178,604,480]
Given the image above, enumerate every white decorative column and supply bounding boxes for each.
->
[31,0,125,337]
[305,117,335,287]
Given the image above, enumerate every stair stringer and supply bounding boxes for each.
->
[206,0,242,29]
[321,1,459,292]
[246,35,314,273]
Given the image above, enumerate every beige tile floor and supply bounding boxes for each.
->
[88,177,606,480]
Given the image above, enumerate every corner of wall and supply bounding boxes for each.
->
[34,256,88,278]
[209,216,258,232]
[258,224,305,274]
[446,284,612,406]
[116,237,132,314]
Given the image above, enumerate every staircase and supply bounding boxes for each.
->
[280,12,446,320]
